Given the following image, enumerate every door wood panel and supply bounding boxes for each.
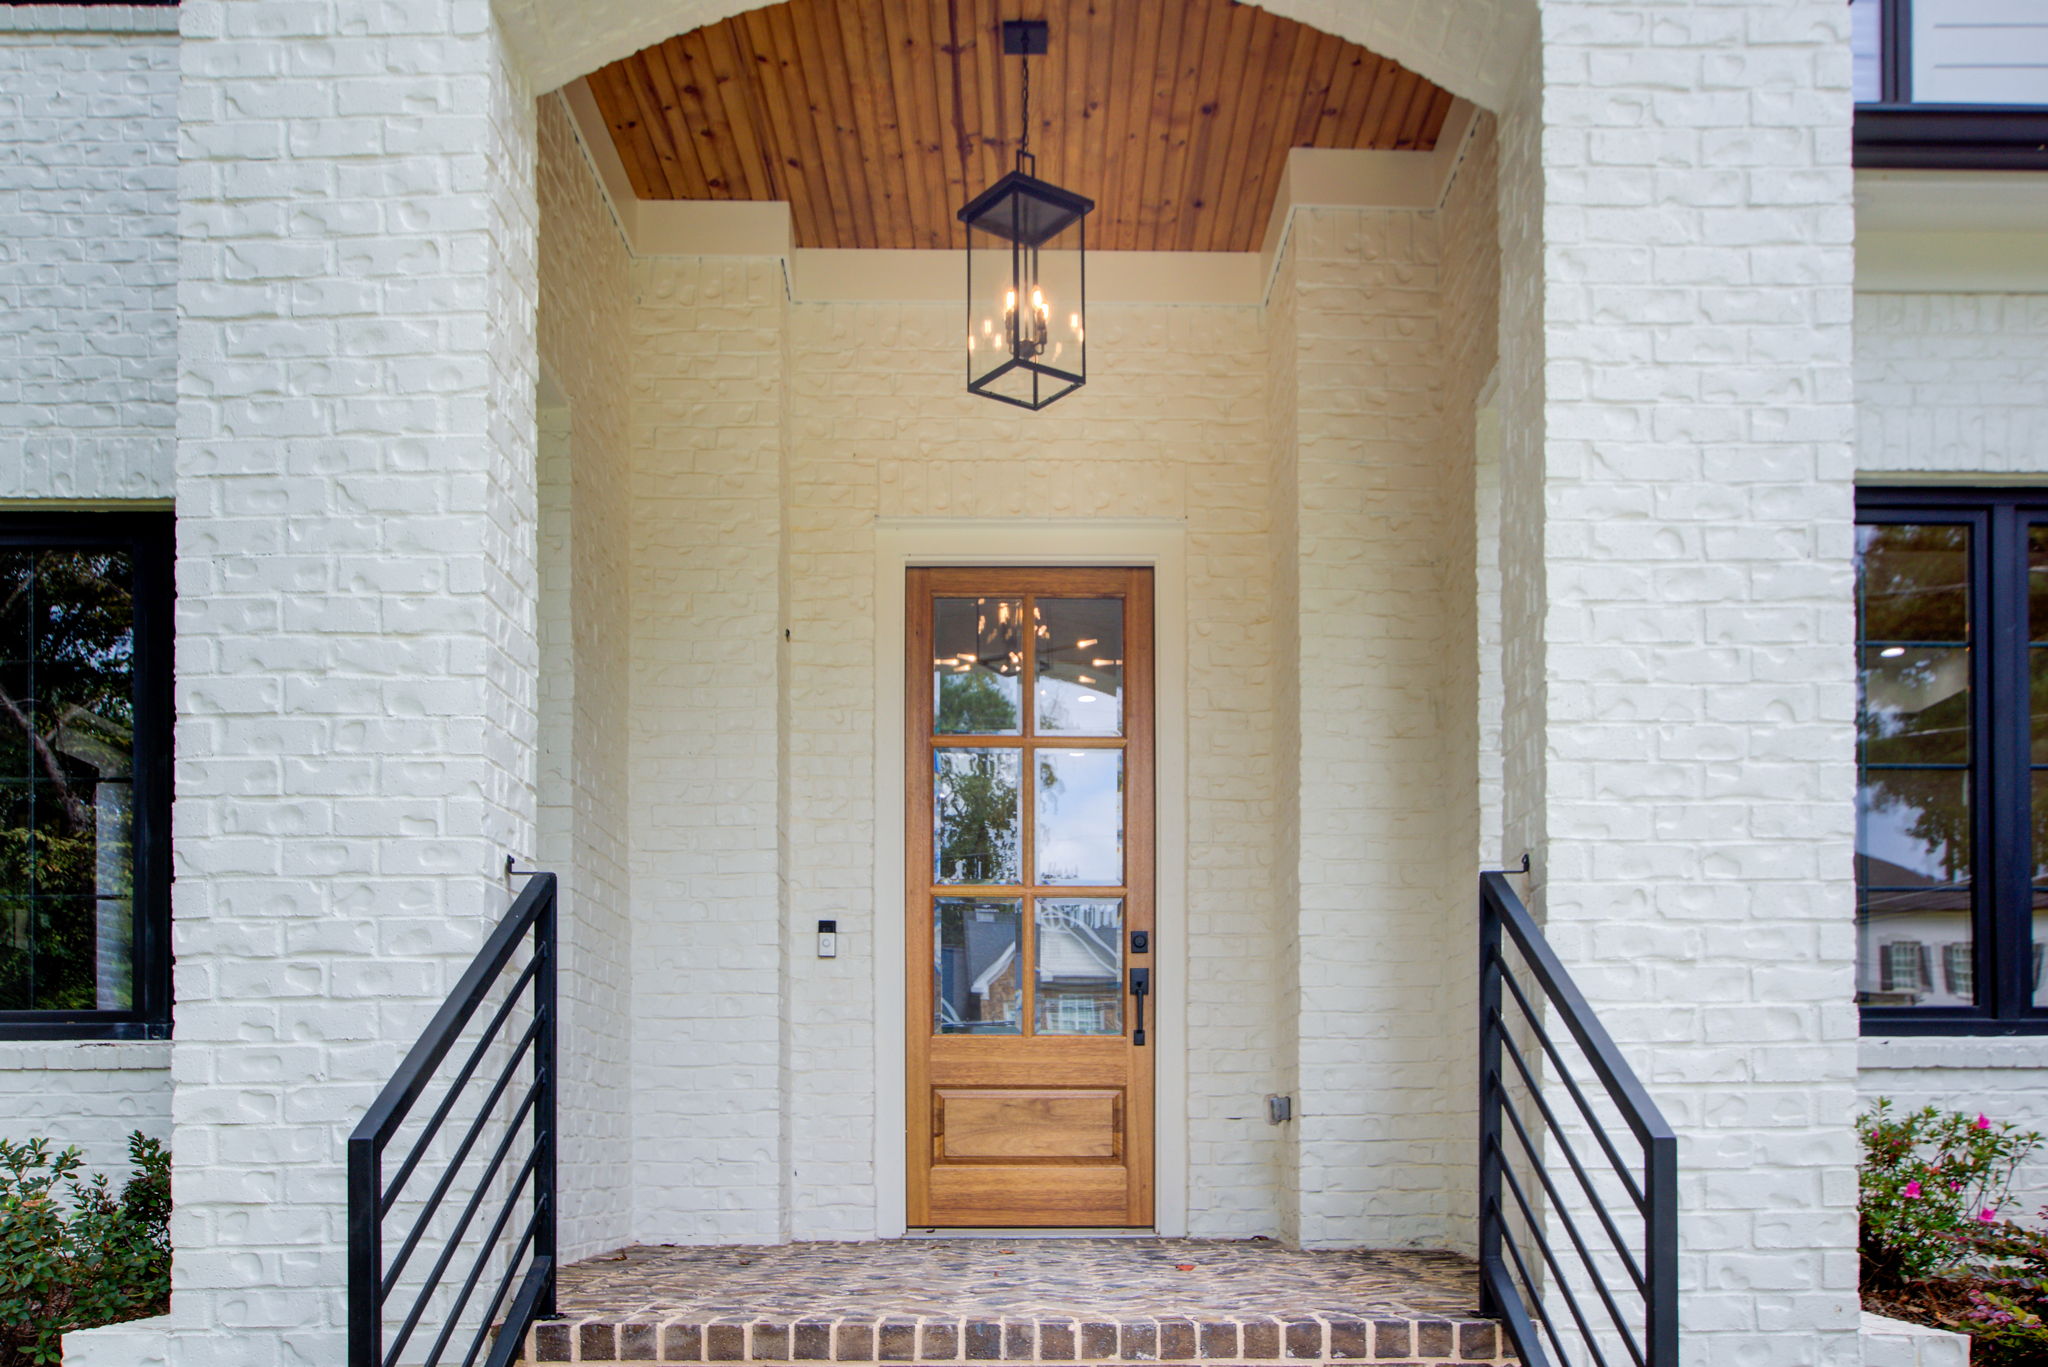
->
[906,567,1154,1227]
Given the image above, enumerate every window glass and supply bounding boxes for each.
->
[1912,0,2048,106]
[1857,522,1975,1009]
[1852,0,1885,101]
[0,549,139,1012]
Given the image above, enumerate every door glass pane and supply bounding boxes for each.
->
[1036,598,1124,736]
[1036,749,1123,885]
[1859,523,1969,643]
[1862,646,1970,765]
[934,749,1021,885]
[934,598,1023,735]
[935,897,1023,1034]
[1035,898,1123,1035]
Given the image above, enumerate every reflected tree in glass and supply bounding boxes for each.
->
[0,551,136,1011]
[934,749,1021,885]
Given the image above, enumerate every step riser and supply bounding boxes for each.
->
[525,1318,1516,1365]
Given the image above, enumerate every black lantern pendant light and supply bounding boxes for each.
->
[959,19,1094,410]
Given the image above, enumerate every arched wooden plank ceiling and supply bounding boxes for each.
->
[584,0,1456,252]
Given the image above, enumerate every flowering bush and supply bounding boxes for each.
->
[1950,1213,2048,1367]
[0,1133,170,1367]
[1858,1099,2041,1287]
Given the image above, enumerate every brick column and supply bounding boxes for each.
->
[1497,3,1859,1362]
[87,3,542,1361]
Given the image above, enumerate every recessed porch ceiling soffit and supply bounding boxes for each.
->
[585,0,1456,253]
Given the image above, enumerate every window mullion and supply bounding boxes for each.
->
[1984,503,2030,1022]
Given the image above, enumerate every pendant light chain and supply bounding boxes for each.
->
[1017,41,1032,169]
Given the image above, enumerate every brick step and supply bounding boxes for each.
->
[518,1241,1517,1366]
[523,1311,1514,1365]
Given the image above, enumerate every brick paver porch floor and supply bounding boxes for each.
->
[522,1239,1515,1365]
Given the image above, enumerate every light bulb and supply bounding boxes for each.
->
[1032,288,1047,316]
[1070,313,1080,330]
[1880,646,1906,658]
[1005,289,1017,314]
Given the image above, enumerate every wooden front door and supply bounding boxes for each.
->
[906,568,1155,1227]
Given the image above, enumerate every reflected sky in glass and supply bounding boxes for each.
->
[1036,749,1122,885]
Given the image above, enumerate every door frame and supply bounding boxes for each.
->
[873,519,1188,1237]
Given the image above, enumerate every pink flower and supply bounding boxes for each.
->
[1949,1181,1961,1191]
[1976,1114,1993,1130]
[1903,1180,1923,1198]
[1979,1208,1999,1224]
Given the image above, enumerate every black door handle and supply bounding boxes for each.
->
[1130,967,1150,1046]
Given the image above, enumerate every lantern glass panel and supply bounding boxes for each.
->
[963,175,1087,411]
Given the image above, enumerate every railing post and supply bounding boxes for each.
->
[347,1130,381,1367]
[1477,877,1504,1319]
[534,873,559,1320]
[1645,1132,1679,1366]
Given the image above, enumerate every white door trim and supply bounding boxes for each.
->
[872,518,1189,1238]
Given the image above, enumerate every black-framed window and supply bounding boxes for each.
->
[1851,0,2048,169]
[1857,488,2048,1034]
[0,513,171,1040]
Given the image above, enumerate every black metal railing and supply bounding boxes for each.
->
[1478,870,1677,1367]
[348,872,557,1367]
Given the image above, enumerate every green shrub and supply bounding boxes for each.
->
[1858,1099,2041,1287]
[1951,1212,2048,1367]
[0,1133,170,1367]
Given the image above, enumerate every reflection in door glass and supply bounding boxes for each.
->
[935,897,1022,1033]
[934,598,1023,735]
[1035,899,1122,1035]
[1035,598,1123,736]
[1036,749,1122,885]
[935,749,1021,885]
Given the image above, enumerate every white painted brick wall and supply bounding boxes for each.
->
[1508,5,1862,1365]
[1275,177,1496,1251]
[0,1042,170,1177]
[1855,293,2048,475]
[0,19,176,498]
[537,95,636,1263]
[148,1,542,1361]
[629,254,788,1244]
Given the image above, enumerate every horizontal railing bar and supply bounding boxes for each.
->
[1493,966,1652,1211]
[383,1081,542,1362]
[474,1250,551,1367]
[461,1215,543,1367]
[1486,1191,1570,1367]
[382,1021,541,1287]
[1499,1012,1654,1221]
[1499,946,1654,1205]
[1491,1107,1653,1340]
[352,874,556,1151]
[1481,872,1676,1150]
[420,1164,543,1367]
[382,956,541,1212]
[1488,1067,1652,1298]
[1480,1264,1553,1367]
[1489,1008,1649,1218]
[1494,1156,1630,1367]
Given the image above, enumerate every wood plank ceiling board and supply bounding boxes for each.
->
[586,0,1458,252]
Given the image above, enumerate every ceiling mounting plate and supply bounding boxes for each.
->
[1002,20,1049,55]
